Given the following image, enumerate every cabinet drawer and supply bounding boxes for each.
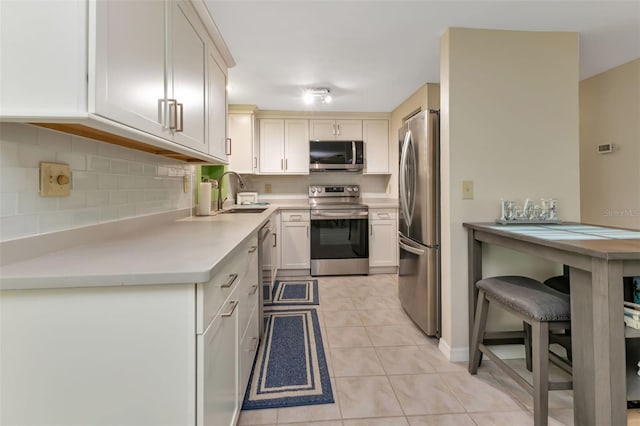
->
[370,209,397,221]
[238,246,259,338]
[198,253,246,334]
[281,210,310,222]
[239,304,260,399]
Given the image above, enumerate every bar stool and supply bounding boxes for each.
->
[469,276,573,426]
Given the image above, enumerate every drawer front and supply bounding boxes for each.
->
[199,253,246,333]
[281,210,310,222]
[370,208,397,221]
[239,304,260,399]
[238,245,259,338]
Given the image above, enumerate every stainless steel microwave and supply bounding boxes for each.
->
[309,140,364,172]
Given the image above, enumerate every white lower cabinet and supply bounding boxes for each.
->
[280,210,311,270]
[0,233,260,426]
[369,208,398,270]
[200,285,240,426]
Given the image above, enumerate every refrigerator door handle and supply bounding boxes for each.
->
[399,130,412,225]
[399,239,426,256]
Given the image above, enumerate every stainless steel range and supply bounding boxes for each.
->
[309,185,369,276]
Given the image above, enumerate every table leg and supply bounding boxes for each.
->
[468,230,483,349]
[570,260,626,426]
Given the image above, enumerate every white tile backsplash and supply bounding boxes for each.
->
[0,123,195,241]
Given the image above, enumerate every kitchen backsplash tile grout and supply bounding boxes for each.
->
[0,123,194,241]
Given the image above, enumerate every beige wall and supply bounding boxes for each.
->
[440,28,580,359]
[580,59,640,230]
[389,84,440,199]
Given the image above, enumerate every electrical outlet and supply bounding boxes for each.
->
[462,180,473,200]
[265,183,272,194]
[40,162,71,197]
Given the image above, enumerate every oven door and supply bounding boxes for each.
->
[310,209,369,275]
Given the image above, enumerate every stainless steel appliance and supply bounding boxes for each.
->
[258,220,276,338]
[398,110,440,337]
[309,185,369,275]
[309,141,364,172]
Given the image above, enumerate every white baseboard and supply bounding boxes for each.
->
[438,339,526,362]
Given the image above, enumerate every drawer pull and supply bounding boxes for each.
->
[221,300,239,317]
[248,246,257,254]
[291,214,302,220]
[249,284,259,295]
[221,273,238,288]
[273,232,277,247]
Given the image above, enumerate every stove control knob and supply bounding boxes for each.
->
[346,187,353,192]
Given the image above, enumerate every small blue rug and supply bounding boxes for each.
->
[266,280,319,306]
[242,308,333,410]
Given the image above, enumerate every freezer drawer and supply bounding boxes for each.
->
[398,234,439,336]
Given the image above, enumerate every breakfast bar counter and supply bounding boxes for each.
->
[464,222,640,426]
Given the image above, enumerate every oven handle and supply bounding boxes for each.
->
[311,211,369,220]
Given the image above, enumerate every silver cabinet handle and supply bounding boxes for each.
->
[221,300,238,317]
[281,158,284,170]
[285,158,288,170]
[226,138,232,155]
[249,284,259,295]
[157,99,166,127]
[176,102,184,132]
[307,225,309,238]
[370,224,373,236]
[167,99,178,130]
[273,232,277,247]
[253,157,257,168]
[290,214,302,221]
[332,123,336,136]
[248,246,257,253]
[221,273,238,288]
[336,123,340,136]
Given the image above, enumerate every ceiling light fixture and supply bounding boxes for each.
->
[303,88,332,104]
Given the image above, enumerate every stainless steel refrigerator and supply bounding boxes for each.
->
[398,110,440,337]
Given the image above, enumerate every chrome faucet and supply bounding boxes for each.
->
[216,171,246,211]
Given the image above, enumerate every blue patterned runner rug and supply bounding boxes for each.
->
[265,280,319,306]
[242,308,333,409]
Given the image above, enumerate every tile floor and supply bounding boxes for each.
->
[238,274,574,426]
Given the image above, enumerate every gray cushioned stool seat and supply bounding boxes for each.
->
[477,276,570,322]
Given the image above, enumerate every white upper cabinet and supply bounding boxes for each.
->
[259,119,309,174]
[93,0,167,138]
[309,119,362,140]
[363,119,390,174]
[208,52,229,162]
[170,1,207,153]
[0,0,235,164]
[228,111,256,174]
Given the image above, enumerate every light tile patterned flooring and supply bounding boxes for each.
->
[239,274,573,426]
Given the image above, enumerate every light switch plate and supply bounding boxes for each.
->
[462,180,474,200]
[40,162,71,197]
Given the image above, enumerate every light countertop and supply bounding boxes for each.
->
[0,198,398,291]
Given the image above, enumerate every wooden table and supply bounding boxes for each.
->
[463,223,640,426]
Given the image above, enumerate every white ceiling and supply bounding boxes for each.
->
[206,1,640,113]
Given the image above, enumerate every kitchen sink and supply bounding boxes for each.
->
[220,208,268,214]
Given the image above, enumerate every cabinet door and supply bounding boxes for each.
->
[170,1,207,153]
[335,120,362,140]
[200,287,239,426]
[309,120,336,141]
[284,119,309,174]
[363,119,389,174]
[93,1,167,137]
[208,53,228,161]
[259,119,285,173]
[228,113,255,173]
[370,220,398,267]
[281,221,310,269]
[239,305,259,401]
